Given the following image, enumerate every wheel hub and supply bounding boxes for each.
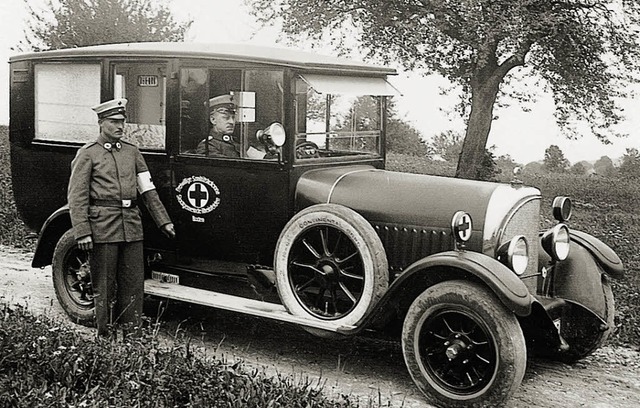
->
[445,338,470,361]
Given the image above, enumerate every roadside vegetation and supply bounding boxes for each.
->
[0,125,638,406]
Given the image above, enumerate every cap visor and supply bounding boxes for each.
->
[103,114,126,120]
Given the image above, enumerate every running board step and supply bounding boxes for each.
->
[144,279,355,333]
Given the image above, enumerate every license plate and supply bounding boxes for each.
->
[152,271,180,284]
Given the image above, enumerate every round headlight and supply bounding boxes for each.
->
[497,235,529,275]
[542,224,571,261]
[552,196,572,222]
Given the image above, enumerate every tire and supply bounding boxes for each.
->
[402,280,527,408]
[556,276,615,363]
[274,204,388,330]
[52,229,95,327]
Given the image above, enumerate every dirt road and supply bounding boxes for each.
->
[1,245,639,408]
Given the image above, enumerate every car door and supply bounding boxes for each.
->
[170,66,290,265]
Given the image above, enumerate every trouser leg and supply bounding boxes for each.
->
[116,241,144,337]
[90,243,118,337]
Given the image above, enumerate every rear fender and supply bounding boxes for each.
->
[553,242,610,319]
[32,205,71,268]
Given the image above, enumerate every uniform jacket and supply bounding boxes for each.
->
[196,130,241,157]
[68,134,171,243]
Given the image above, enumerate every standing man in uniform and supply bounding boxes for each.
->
[68,98,175,338]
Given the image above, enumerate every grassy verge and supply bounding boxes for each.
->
[0,303,365,407]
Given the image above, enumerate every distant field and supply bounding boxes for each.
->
[2,127,637,346]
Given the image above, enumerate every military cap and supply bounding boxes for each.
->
[207,94,236,115]
[92,98,127,120]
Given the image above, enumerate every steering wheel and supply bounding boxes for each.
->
[296,141,320,159]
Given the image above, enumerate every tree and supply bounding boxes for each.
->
[619,148,640,178]
[429,130,463,162]
[543,145,569,173]
[18,0,192,51]
[570,162,587,175]
[249,1,640,179]
[593,155,616,177]
[386,118,431,156]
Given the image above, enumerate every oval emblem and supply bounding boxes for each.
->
[175,176,221,214]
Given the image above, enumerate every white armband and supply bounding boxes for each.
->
[137,171,156,194]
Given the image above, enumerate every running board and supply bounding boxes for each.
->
[144,279,355,333]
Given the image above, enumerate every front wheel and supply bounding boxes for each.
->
[274,204,388,331]
[402,280,527,408]
[51,229,95,326]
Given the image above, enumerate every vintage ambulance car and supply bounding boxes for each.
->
[9,42,624,407]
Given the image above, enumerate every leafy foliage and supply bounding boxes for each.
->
[248,0,640,179]
[594,155,617,177]
[17,0,192,51]
[543,144,570,173]
[0,304,359,407]
[619,148,640,179]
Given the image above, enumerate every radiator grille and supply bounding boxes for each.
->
[498,198,540,289]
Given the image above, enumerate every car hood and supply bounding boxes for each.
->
[295,165,540,243]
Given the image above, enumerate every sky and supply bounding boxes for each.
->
[1,0,639,165]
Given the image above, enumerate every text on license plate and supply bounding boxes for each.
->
[152,271,180,284]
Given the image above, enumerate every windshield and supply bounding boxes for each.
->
[294,75,384,161]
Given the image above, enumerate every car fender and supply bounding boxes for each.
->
[354,251,533,335]
[570,230,624,279]
[397,251,533,316]
[32,205,72,268]
[553,242,611,320]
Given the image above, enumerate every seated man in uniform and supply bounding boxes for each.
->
[196,94,267,159]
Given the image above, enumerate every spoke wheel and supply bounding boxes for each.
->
[275,204,388,330]
[289,224,365,320]
[420,309,497,395]
[402,280,526,408]
[52,229,95,326]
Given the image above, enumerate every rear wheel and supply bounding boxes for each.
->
[52,229,95,326]
[402,280,527,408]
[274,204,388,332]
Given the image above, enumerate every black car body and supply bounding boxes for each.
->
[9,42,624,408]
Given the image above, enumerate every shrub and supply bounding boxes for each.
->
[0,303,361,407]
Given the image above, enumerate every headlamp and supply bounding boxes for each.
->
[541,223,571,261]
[497,235,529,275]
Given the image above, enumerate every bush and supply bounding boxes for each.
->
[0,303,361,407]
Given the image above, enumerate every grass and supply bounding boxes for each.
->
[0,303,361,408]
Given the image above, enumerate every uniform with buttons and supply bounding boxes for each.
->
[68,98,174,337]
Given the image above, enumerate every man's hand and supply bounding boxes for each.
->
[162,223,176,239]
[77,236,93,251]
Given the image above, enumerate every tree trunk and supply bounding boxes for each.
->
[455,80,500,180]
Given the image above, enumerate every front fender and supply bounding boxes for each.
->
[553,242,610,320]
[398,251,534,316]
[32,205,72,268]
[570,230,624,279]
[354,251,533,334]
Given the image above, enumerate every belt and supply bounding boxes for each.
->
[91,199,137,208]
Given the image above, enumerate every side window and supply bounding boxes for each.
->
[179,68,283,159]
[34,63,101,142]
[113,63,166,150]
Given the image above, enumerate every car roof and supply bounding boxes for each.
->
[10,42,397,75]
